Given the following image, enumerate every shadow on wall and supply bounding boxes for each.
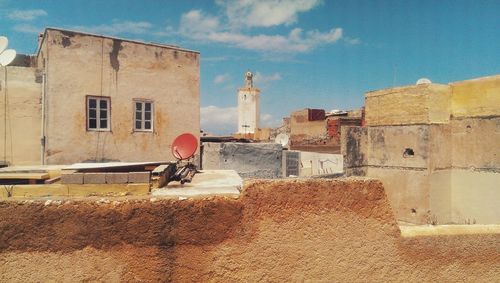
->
[0,179,499,282]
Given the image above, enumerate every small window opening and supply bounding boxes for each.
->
[403,148,414,158]
[87,96,110,131]
[134,100,154,131]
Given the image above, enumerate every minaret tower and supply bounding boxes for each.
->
[237,71,260,134]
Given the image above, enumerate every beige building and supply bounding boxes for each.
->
[0,28,200,165]
[342,75,499,224]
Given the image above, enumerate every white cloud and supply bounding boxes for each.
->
[214,73,230,84]
[201,105,278,134]
[254,72,282,84]
[7,9,47,21]
[178,10,343,53]
[260,113,281,128]
[72,20,153,35]
[180,10,219,34]
[201,105,238,134]
[13,23,41,34]
[344,37,361,45]
[217,0,321,28]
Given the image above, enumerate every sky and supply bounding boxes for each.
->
[1,0,499,134]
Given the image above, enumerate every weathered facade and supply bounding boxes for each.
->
[0,66,42,165]
[290,108,362,153]
[342,75,500,224]
[201,142,282,179]
[0,28,200,165]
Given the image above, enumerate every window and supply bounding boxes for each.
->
[87,96,110,131]
[134,100,153,131]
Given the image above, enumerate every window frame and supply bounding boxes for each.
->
[86,95,111,131]
[133,99,154,132]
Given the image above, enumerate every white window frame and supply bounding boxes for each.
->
[87,96,111,131]
[133,99,154,132]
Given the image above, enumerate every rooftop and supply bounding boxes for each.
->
[37,27,199,56]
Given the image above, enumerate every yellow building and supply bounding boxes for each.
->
[343,75,500,224]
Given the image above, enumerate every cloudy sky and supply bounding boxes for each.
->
[1,0,499,134]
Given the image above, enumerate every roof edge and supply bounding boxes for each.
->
[36,27,199,56]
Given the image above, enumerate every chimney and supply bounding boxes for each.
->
[37,32,44,49]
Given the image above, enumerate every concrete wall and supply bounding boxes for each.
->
[201,142,282,178]
[39,29,199,164]
[0,179,499,282]
[298,151,343,176]
[451,117,499,170]
[0,66,42,165]
[342,125,433,223]
[344,75,500,224]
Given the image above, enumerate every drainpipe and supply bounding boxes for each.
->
[40,72,46,165]
[3,68,6,164]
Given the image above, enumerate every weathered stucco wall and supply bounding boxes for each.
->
[0,179,498,282]
[298,151,343,176]
[40,29,199,164]
[365,84,451,126]
[450,75,500,118]
[451,117,499,170]
[201,142,282,178]
[0,66,42,165]
[344,75,500,224]
[290,109,327,143]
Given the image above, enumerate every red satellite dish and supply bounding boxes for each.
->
[171,133,198,160]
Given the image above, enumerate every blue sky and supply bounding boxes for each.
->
[1,0,499,134]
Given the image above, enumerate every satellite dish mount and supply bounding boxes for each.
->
[165,133,199,185]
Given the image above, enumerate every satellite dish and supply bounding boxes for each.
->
[416,78,432,85]
[171,133,198,160]
[0,37,7,54]
[274,133,289,148]
[0,49,16,66]
[0,36,16,67]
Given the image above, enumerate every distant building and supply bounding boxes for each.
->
[289,108,363,153]
[237,71,260,134]
[0,27,200,165]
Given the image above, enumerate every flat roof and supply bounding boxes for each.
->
[37,27,199,56]
[449,74,500,85]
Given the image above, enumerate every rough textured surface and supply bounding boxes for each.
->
[105,172,128,184]
[60,172,84,184]
[83,172,106,184]
[365,83,451,126]
[0,178,499,282]
[202,142,282,178]
[450,75,500,118]
[344,76,500,224]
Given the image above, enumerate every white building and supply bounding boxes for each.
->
[237,71,260,134]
